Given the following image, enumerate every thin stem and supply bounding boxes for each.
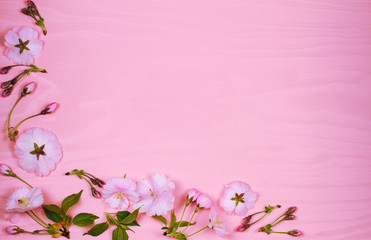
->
[181,207,198,233]
[26,211,47,228]
[270,231,289,234]
[22,230,49,235]
[81,176,94,189]
[185,226,208,238]
[14,175,33,188]
[271,212,287,225]
[30,210,49,227]
[271,218,286,227]
[11,113,42,140]
[7,96,23,140]
[249,212,268,226]
[178,204,188,225]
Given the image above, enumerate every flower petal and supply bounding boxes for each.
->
[19,26,38,41]
[27,39,43,56]
[5,30,19,45]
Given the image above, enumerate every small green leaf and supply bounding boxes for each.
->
[61,190,83,214]
[113,227,129,240]
[168,211,177,232]
[161,227,168,230]
[153,215,167,226]
[120,208,139,225]
[42,205,62,223]
[171,232,187,240]
[83,222,109,236]
[116,211,130,222]
[72,213,99,227]
[175,221,196,228]
[127,220,140,226]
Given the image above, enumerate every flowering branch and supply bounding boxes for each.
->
[65,169,105,198]
[236,204,281,232]
[1,65,47,97]
[22,0,47,35]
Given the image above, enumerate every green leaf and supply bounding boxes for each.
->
[42,205,62,223]
[175,221,196,228]
[120,208,139,225]
[153,215,167,226]
[116,211,130,222]
[127,220,140,226]
[112,227,128,240]
[171,232,187,240]
[72,213,99,227]
[61,190,83,214]
[83,222,109,236]
[168,211,177,232]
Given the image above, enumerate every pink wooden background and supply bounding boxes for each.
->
[1,0,371,239]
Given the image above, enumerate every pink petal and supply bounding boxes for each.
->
[18,51,34,65]
[5,48,22,64]
[5,30,19,45]
[27,39,43,56]
[19,26,38,41]
[234,202,248,216]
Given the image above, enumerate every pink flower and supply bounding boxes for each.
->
[187,188,200,202]
[219,181,257,216]
[0,163,12,176]
[208,207,229,237]
[41,102,58,115]
[14,128,63,176]
[6,187,43,212]
[6,225,19,235]
[102,177,138,209]
[196,193,212,209]
[4,212,21,224]
[4,26,43,65]
[133,173,175,216]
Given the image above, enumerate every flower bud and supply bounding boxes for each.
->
[284,214,296,220]
[236,224,250,232]
[27,0,35,5]
[288,229,303,237]
[187,188,200,202]
[2,88,12,97]
[40,102,58,115]
[91,188,102,199]
[6,225,20,235]
[196,193,212,209]
[97,179,105,188]
[0,66,12,75]
[22,82,36,96]
[241,215,252,225]
[286,206,297,215]
[0,163,12,176]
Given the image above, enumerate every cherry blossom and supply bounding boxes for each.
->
[6,187,43,212]
[102,177,138,209]
[4,26,43,65]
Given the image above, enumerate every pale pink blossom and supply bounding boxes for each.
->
[102,177,138,209]
[6,225,19,235]
[133,173,175,216]
[219,181,257,216]
[6,187,43,212]
[196,193,212,209]
[4,26,43,65]
[4,212,21,224]
[186,188,200,202]
[0,163,12,176]
[14,128,63,176]
[208,207,229,238]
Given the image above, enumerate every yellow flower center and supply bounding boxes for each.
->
[17,197,30,208]
[214,217,222,226]
[149,189,157,199]
[115,192,125,200]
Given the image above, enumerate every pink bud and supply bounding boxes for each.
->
[0,163,12,176]
[22,82,36,95]
[187,188,200,202]
[196,193,212,209]
[0,66,11,74]
[91,188,102,199]
[286,206,297,215]
[2,88,12,97]
[6,226,18,235]
[27,0,34,4]
[236,226,244,232]
[288,229,303,237]
[41,102,58,115]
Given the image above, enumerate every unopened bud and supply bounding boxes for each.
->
[22,82,36,96]
[40,102,58,114]
[187,188,200,202]
[0,66,12,75]
[0,163,13,176]
[288,229,303,237]
[91,188,102,199]
[284,214,296,220]
[6,225,20,235]
[2,88,12,97]
[286,206,297,215]
[241,215,252,225]
[236,224,250,232]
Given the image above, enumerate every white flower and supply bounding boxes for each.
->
[6,187,44,212]
[102,177,139,209]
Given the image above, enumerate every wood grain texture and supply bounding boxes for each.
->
[0,0,371,239]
